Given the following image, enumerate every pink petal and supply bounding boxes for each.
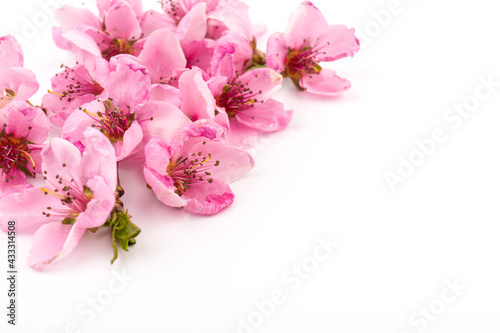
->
[77,175,116,229]
[150,84,181,106]
[211,42,236,78]
[140,10,176,37]
[1,101,51,143]
[176,3,207,46]
[265,32,287,73]
[237,68,283,103]
[114,120,143,161]
[106,55,151,109]
[284,1,329,49]
[0,187,61,232]
[55,5,102,32]
[214,31,253,74]
[188,140,254,183]
[98,0,143,17]
[78,128,117,189]
[59,101,100,145]
[179,68,216,121]
[235,99,293,132]
[207,0,252,40]
[0,68,39,104]
[182,39,213,74]
[144,137,173,176]
[139,28,186,84]
[316,25,360,62]
[143,166,187,208]
[104,1,142,41]
[135,101,192,143]
[0,170,28,197]
[27,222,85,269]
[182,178,234,215]
[301,68,351,96]
[0,35,24,70]
[225,118,260,149]
[42,137,84,189]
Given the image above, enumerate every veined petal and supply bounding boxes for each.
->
[0,68,39,104]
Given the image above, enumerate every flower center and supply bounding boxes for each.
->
[101,38,139,61]
[284,46,323,88]
[216,76,264,118]
[0,88,16,108]
[166,141,220,196]
[84,99,133,143]
[0,126,36,181]
[49,65,104,103]
[41,169,94,222]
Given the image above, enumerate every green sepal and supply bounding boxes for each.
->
[106,210,141,264]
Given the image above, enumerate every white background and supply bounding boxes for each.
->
[1,0,500,332]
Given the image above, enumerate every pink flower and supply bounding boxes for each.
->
[266,1,360,96]
[42,59,110,127]
[0,101,52,197]
[60,55,190,160]
[144,119,254,215]
[0,128,117,269]
[53,0,147,62]
[209,49,293,147]
[0,35,39,109]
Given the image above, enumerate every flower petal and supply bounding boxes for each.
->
[113,120,143,161]
[235,99,293,132]
[284,1,329,49]
[55,5,102,32]
[143,166,187,208]
[104,1,142,41]
[315,25,360,62]
[176,3,207,46]
[0,35,23,70]
[265,32,287,73]
[183,178,234,215]
[78,128,117,189]
[0,68,39,104]
[0,187,62,232]
[300,68,351,96]
[179,68,216,121]
[139,28,186,84]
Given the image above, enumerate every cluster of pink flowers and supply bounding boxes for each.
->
[0,0,359,269]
